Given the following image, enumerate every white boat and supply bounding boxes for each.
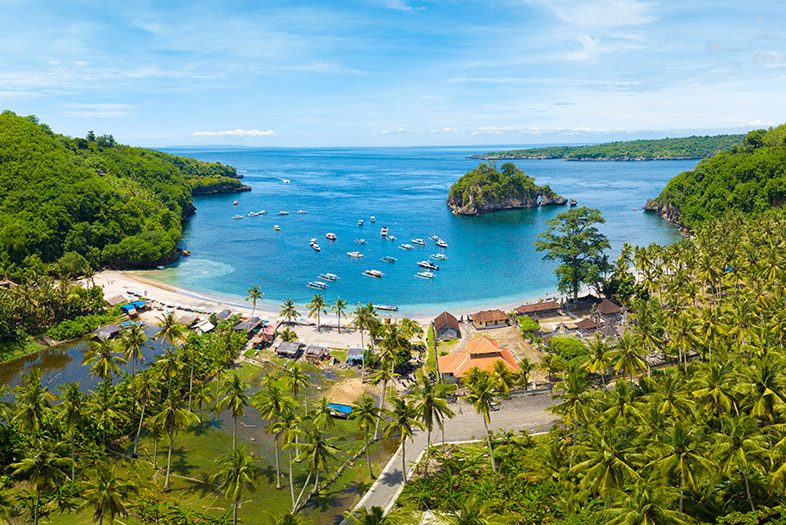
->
[388,235,397,241]
[259,210,267,215]
[274,225,280,231]
[416,271,435,279]
[430,235,440,241]
[355,239,366,245]
[380,256,397,263]
[307,281,327,289]
[370,216,376,222]
[248,212,256,217]
[232,215,243,220]
[363,269,383,278]
[310,238,317,244]
[430,253,447,261]
[399,243,413,250]
[380,226,388,237]
[297,210,307,214]
[325,232,337,241]
[233,200,239,205]
[412,238,425,245]
[436,239,448,248]
[283,179,291,184]
[312,244,321,252]
[347,251,364,258]
[278,211,289,216]
[373,304,398,311]
[319,273,338,281]
[358,219,364,226]
[417,260,439,270]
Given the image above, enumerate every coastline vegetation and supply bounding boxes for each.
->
[475,134,744,161]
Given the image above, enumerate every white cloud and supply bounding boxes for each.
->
[471,126,623,135]
[380,0,416,12]
[533,0,655,28]
[565,35,602,61]
[59,103,135,118]
[192,129,277,137]
[381,127,459,135]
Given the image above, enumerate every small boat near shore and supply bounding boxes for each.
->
[358,219,364,226]
[347,251,364,258]
[373,304,398,311]
[233,200,239,205]
[312,243,321,252]
[274,225,280,231]
[319,273,338,281]
[416,271,435,279]
[380,256,397,263]
[297,210,307,214]
[412,238,425,246]
[355,239,366,245]
[380,226,388,237]
[430,235,440,241]
[569,199,577,206]
[370,216,376,222]
[430,253,447,261]
[435,239,448,248]
[307,281,326,289]
[232,214,243,220]
[326,232,337,241]
[363,269,383,278]
[399,243,413,250]
[278,211,290,216]
[388,235,397,241]
[417,260,439,270]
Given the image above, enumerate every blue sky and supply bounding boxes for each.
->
[2,0,785,147]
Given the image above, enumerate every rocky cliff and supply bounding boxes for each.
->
[447,190,566,215]
[643,198,682,225]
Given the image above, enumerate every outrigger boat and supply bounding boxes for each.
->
[355,239,366,245]
[380,226,388,237]
[358,219,364,226]
[411,238,426,245]
[399,243,413,250]
[373,304,398,311]
[430,253,447,261]
[312,243,321,252]
[363,269,383,278]
[232,215,243,220]
[318,273,338,281]
[347,251,364,258]
[274,225,280,231]
[307,281,327,289]
[325,232,337,241]
[416,271,435,279]
[380,256,397,263]
[278,211,289,216]
[417,260,439,270]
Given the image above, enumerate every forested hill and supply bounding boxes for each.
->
[0,111,248,274]
[645,125,786,227]
[472,134,744,161]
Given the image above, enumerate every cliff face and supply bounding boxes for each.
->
[447,189,566,216]
[643,198,682,225]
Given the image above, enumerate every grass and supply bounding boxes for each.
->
[0,337,45,364]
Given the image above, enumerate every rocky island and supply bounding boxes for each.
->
[447,162,566,215]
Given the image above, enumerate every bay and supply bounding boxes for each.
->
[149,146,691,316]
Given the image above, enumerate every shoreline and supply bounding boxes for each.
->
[93,269,568,324]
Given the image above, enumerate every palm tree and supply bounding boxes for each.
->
[333,297,348,333]
[582,334,611,385]
[11,440,73,525]
[490,360,516,398]
[12,369,55,434]
[120,323,148,377]
[156,312,184,352]
[246,285,264,317]
[352,303,377,351]
[740,357,786,423]
[152,392,199,491]
[81,463,138,525]
[131,373,158,457]
[87,380,128,448]
[516,357,534,391]
[57,382,83,481]
[604,485,694,525]
[212,448,256,525]
[398,317,423,341]
[280,299,299,325]
[276,407,302,507]
[310,397,337,432]
[307,294,327,332]
[267,511,306,525]
[384,394,423,484]
[569,428,641,502]
[462,370,499,472]
[370,365,397,439]
[651,423,713,512]
[282,363,311,414]
[441,497,509,525]
[610,333,647,381]
[409,369,454,476]
[218,372,250,450]
[254,383,292,487]
[714,415,768,511]
[691,359,738,417]
[295,427,339,501]
[83,339,127,381]
[350,394,381,479]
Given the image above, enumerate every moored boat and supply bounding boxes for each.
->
[380,255,397,263]
[435,239,448,248]
[388,235,397,241]
[319,273,338,281]
[363,269,383,278]
[233,200,239,205]
[312,243,321,252]
[417,260,439,270]
[347,251,364,258]
[430,235,440,241]
[232,214,243,220]
[278,211,289,216]
[373,304,398,311]
[297,210,307,214]
[274,225,280,231]
[380,226,388,237]
[399,243,413,250]
[430,253,447,261]
[412,238,425,245]
[358,219,364,226]
[307,281,326,289]
[416,271,435,279]
[355,238,366,245]
[326,232,337,240]
[259,210,267,215]
[370,216,376,222]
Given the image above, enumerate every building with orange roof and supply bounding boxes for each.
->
[437,335,519,383]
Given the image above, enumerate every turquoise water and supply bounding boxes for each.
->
[151,147,690,316]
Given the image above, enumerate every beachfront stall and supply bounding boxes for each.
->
[276,341,303,359]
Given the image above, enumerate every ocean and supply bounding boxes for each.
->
[146,146,691,316]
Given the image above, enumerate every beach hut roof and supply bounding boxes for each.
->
[106,294,129,307]
[576,317,599,330]
[514,300,561,315]
[438,336,518,378]
[277,341,303,356]
[233,316,262,332]
[194,320,215,333]
[215,309,233,320]
[597,299,623,315]
[305,345,329,358]
[177,314,198,327]
[471,309,509,323]
[94,324,122,340]
[433,311,459,332]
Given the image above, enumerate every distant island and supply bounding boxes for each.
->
[447,162,566,215]
[645,125,786,227]
[471,134,744,161]
[0,111,249,274]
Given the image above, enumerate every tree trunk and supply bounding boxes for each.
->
[71,435,76,481]
[401,441,408,484]
[313,469,320,495]
[34,487,40,525]
[153,434,159,469]
[424,429,431,478]
[373,380,386,440]
[233,499,239,525]
[133,401,147,456]
[365,433,374,479]
[483,417,496,472]
[743,468,755,511]
[164,427,174,491]
[188,360,194,412]
[274,437,281,489]
[233,415,237,450]
[288,449,295,507]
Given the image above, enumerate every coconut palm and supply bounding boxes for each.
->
[569,428,641,502]
[12,369,56,434]
[80,463,138,525]
[490,360,516,398]
[352,303,377,351]
[295,427,339,504]
[462,369,499,472]
[398,317,423,340]
[280,299,300,325]
[156,312,184,351]
[87,380,128,448]
[333,297,348,333]
[350,394,381,478]
[282,363,311,414]
[131,372,158,457]
[714,415,768,511]
[120,323,148,377]
[11,440,73,525]
[409,369,454,476]
[152,392,199,491]
[246,285,264,317]
[309,397,337,432]
[610,333,647,381]
[369,365,397,439]
[218,372,250,450]
[650,423,713,512]
[254,383,293,486]
[276,407,302,506]
[604,485,694,525]
[307,294,327,332]
[57,382,83,481]
[582,334,612,385]
[83,339,127,381]
[516,357,534,391]
[211,448,256,525]
[384,394,423,484]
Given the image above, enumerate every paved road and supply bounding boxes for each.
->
[349,391,557,517]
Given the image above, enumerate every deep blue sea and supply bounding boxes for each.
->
[147,146,692,316]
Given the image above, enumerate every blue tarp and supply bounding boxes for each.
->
[327,403,353,418]
[120,300,145,313]
[346,347,364,364]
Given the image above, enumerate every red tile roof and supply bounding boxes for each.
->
[471,309,509,323]
[514,300,561,315]
[438,336,519,378]
[433,311,459,332]
[597,299,622,315]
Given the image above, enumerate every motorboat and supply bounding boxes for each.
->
[363,269,383,278]
[278,211,289,216]
[355,239,366,245]
[435,239,448,248]
[373,304,398,311]
[358,219,364,226]
[283,179,291,184]
[399,243,413,250]
[319,273,338,281]
[233,200,239,205]
[380,226,388,237]
[325,232,337,241]
[430,235,440,241]
[347,251,364,258]
[248,212,257,217]
[412,238,426,245]
[417,260,439,270]
[380,256,397,263]
[232,215,243,220]
[416,271,435,279]
[307,281,327,289]
[569,199,577,206]
[388,235,397,241]
[312,243,321,252]
[297,210,307,214]
[430,253,447,261]
[259,210,267,215]
[370,216,376,222]
[274,225,280,231]
[310,238,317,245]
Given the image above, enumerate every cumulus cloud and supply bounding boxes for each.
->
[192,129,276,137]
[380,0,416,12]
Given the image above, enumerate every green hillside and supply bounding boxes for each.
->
[0,111,246,274]
[475,134,744,161]
[645,125,786,226]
